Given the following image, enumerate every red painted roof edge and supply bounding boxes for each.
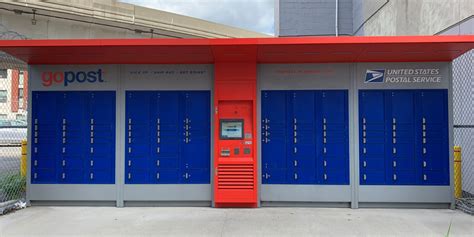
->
[0,35,472,47]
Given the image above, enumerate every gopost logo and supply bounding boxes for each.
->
[41,69,105,87]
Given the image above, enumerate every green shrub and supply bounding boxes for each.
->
[0,173,26,201]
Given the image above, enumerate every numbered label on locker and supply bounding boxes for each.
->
[261,90,349,185]
[359,90,449,185]
[31,91,116,184]
[125,91,210,184]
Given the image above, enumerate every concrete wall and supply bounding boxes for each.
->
[277,0,474,36]
[277,0,353,36]
[0,0,268,39]
[354,0,474,36]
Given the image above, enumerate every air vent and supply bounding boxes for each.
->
[217,164,254,190]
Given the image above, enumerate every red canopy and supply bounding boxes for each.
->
[0,35,473,64]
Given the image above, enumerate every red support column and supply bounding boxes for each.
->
[10,69,19,112]
[213,62,258,208]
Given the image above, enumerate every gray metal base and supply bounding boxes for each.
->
[29,184,116,201]
[261,185,351,202]
[30,201,116,206]
[262,202,350,208]
[359,202,451,209]
[123,184,211,201]
[359,186,452,203]
[124,201,211,207]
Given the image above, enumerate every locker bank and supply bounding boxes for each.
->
[1,36,473,208]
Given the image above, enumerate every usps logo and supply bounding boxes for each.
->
[365,69,385,83]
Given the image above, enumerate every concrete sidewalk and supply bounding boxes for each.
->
[0,207,472,236]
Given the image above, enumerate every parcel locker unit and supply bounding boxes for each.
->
[261,90,349,186]
[359,89,449,186]
[125,91,211,184]
[31,91,116,184]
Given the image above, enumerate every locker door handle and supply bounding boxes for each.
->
[90,160,94,167]
[423,147,426,154]
[423,138,426,144]
[363,161,366,167]
[91,138,94,144]
[90,125,94,131]
[156,173,160,180]
[34,138,38,144]
[157,147,160,154]
[363,174,367,181]
[323,138,327,144]
[34,160,38,166]
[294,131,297,137]
[393,161,397,167]
[324,131,327,137]
[422,117,426,124]
[393,174,397,181]
[293,118,297,124]
[423,174,427,181]
[323,147,327,154]
[294,138,297,144]
[423,161,427,167]
[128,138,131,144]
[91,147,94,154]
[62,147,66,153]
[324,160,327,167]
[323,118,327,124]
[34,147,38,153]
[294,173,298,180]
[128,173,131,180]
[294,160,298,167]
[393,147,397,154]
[156,160,160,167]
[128,147,131,153]
[90,173,94,180]
[324,174,327,180]
[392,118,396,124]
[34,173,37,179]
[294,147,297,154]
[362,118,366,124]
[363,147,366,154]
[62,173,66,179]
[128,160,131,167]
[128,118,132,124]
[62,160,66,167]
[392,138,396,144]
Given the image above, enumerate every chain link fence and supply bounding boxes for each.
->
[452,49,474,214]
[0,24,28,214]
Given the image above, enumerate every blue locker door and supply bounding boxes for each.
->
[287,91,316,184]
[319,90,349,184]
[389,91,416,185]
[261,91,287,184]
[88,91,115,184]
[359,91,386,185]
[125,91,152,184]
[31,92,60,184]
[181,91,210,184]
[417,90,449,185]
[152,91,181,184]
[58,92,86,184]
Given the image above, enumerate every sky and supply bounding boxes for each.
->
[120,0,274,35]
